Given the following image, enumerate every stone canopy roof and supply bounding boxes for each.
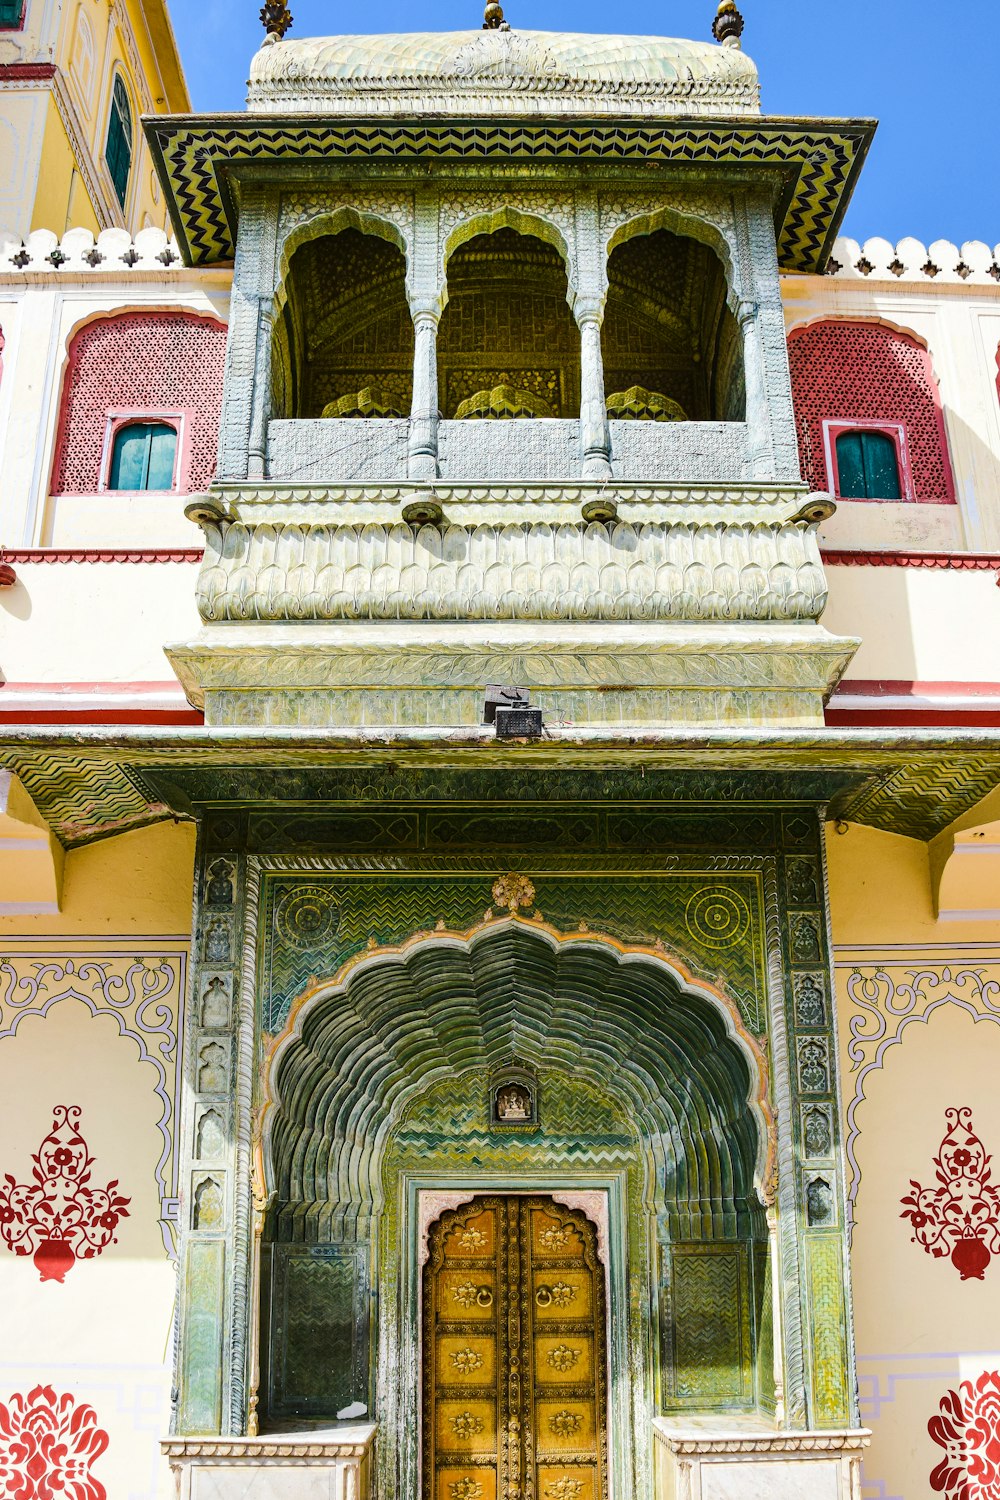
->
[246,28,761,117]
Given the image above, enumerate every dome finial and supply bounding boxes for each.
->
[712,0,745,48]
[260,0,292,40]
[483,1,509,29]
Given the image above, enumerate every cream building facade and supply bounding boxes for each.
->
[1,10,1000,1500]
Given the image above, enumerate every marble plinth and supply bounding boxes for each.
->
[652,1417,869,1500]
[162,1428,376,1500]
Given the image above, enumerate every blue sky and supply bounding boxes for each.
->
[167,0,997,248]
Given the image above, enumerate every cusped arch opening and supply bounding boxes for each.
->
[603,225,745,423]
[272,217,414,420]
[438,227,580,420]
[264,918,771,1221]
[258,920,775,1439]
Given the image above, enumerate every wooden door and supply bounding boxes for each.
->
[423,1195,609,1500]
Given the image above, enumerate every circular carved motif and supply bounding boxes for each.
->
[275,886,340,950]
[684,888,751,950]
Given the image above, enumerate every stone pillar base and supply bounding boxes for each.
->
[162,1428,376,1499]
[652,1418,869,1500]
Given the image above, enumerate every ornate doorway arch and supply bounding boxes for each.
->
[258,916,774,1500]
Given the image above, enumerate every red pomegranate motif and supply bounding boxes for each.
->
[0,1107,130,1282]
[901,1107,1000,1281]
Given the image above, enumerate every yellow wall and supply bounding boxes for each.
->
[829,823,1000,1500]
[31,95,99,237]
[16,0,188,238]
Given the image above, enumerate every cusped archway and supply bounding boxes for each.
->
[264,917,770,1220]
[258,917,775,1485]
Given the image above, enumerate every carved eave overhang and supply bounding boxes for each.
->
[3,726,1000,849]
[143,112,876,274]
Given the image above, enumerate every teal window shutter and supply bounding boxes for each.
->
[105,76,133,209]
[835,429,902,500]
[109,422,177,490]
[0,1,24,27]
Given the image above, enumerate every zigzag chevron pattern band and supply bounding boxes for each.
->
[144,116,875,273]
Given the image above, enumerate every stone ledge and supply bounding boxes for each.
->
[162,1425,376,1463]
[652,1417,871,1456]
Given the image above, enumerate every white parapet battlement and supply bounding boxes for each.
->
[0,225,186,274]
[825,234,1000,285]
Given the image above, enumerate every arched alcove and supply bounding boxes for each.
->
[437,228,580,419]
[602,228,745,422]
[259,920,773,1492]
[272,227,415,420]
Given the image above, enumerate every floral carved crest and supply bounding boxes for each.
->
[0,1385,109,1500]
[491,873,536,913]
[0,1107,130,1283]
[901,1108,1000,1282]
[929,1370,1000,1499]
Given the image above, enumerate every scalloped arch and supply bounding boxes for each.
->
[261,917,773,1221]
[605,205,738,310]
[275,207,410,318]
[441,208,576,313]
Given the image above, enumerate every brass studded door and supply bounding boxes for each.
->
[423,1196,609,1500]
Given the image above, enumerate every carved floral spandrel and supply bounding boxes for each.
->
[901,1108,1000,1282]
[929,1370,1000,1500]
[0,1386,109,1500]
[0,1106,130,1282]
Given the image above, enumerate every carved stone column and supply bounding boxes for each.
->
[577,305,612,479]
[408,308,440,480]
[736,194,801,483]
[217,186,278,483]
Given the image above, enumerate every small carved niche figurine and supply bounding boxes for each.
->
[493,1081,535,1125]
[204,918,232,965]
[206,860,234,907]
[200,976,230,1030]
[198,1042,227,1094]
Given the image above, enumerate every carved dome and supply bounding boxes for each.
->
[247,28,760,117]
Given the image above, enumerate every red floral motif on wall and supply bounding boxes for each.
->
[901,1107,1000,1281]
[930,1371,1000,1500]
[51,311,227,494]
[0,1386,108,1500]
[787,319,956,502]
[0,1106,130,1283]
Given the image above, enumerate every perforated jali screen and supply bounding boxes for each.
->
[51,312,227,493]
[788,320,956,503]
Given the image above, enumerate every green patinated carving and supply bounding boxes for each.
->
[266,1245,369,1418]
[664,1243,755,1407]
[261,869,767,1035]
[179,1239,226,1433]
[804,1236,852,1427]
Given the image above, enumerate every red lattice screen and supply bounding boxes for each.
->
[788,320,955,503]
[51,312,227,494]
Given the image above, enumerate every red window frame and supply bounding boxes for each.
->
[822,418,914,503]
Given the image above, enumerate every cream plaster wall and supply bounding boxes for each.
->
[0,821,194,1500]
[829,823,1000,1500]
[0,560,201,686]
[822,566,1000,683]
